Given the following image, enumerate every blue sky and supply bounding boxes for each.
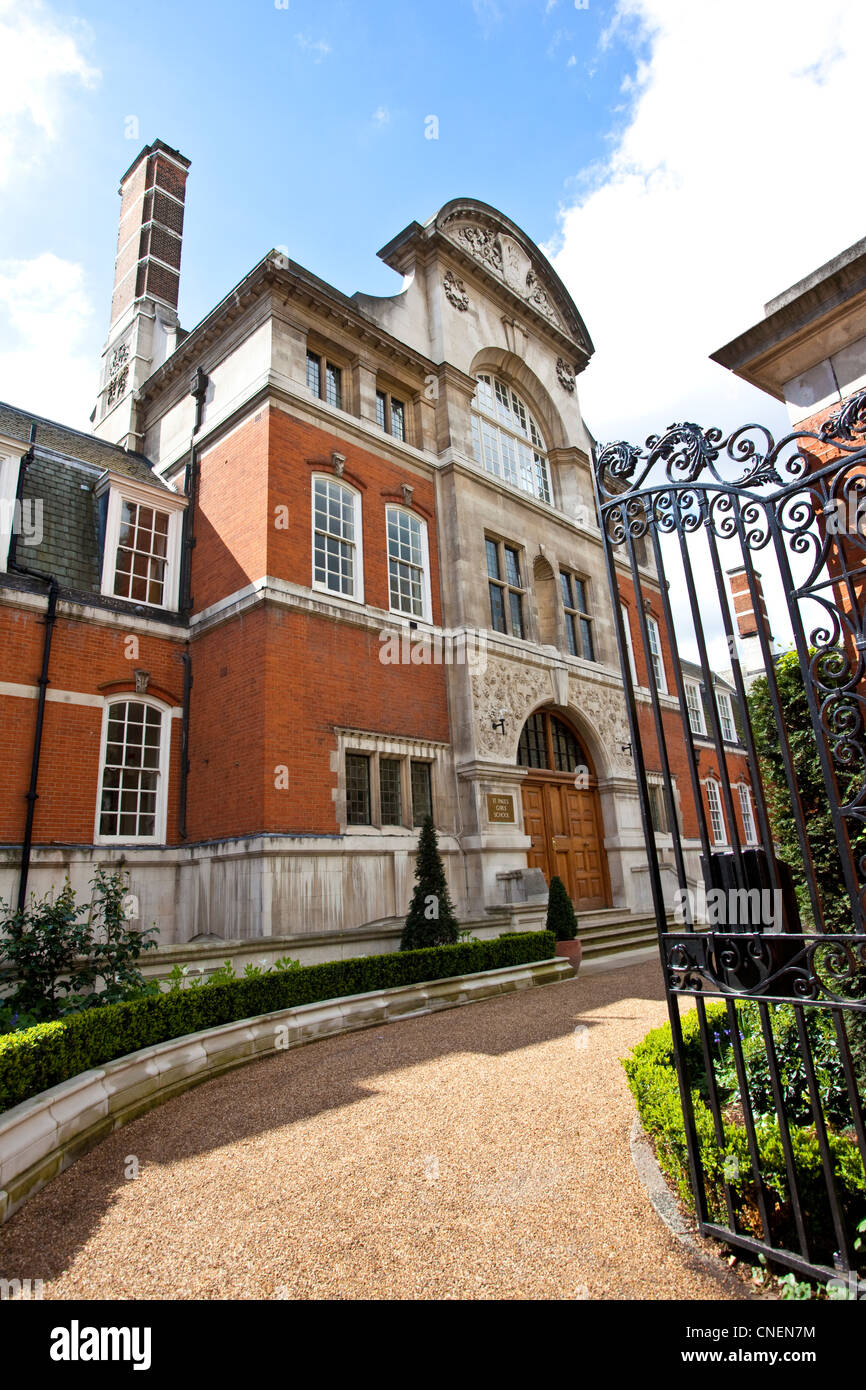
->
[4,0,640,348]
[2,0,865,470]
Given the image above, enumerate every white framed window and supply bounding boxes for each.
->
[0,440,25,573]
[646,615,667,694]
[386,506,431,620]
[95,696,171,844]
[311,475,364,602]
[684,681,705,735]
[99,478,185,612]
[738,783,758,845]
[620,604,638,684]
[470,374,552,504]
[705,778,727,846]
[717,689,736,742]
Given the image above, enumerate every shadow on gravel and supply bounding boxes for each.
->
[0,955,667,1289]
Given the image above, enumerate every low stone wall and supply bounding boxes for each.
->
[0,955,573,1225]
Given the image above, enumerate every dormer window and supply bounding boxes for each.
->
[470,374,552,504]
[99,477,185,612]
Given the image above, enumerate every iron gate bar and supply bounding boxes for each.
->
[592,401,866,1282]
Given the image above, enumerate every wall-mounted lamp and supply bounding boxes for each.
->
[492,711,507,736]
[620,741,633,756]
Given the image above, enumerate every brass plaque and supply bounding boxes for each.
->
[487,793,515,823]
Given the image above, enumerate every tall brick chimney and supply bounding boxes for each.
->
[93,140,191,450]
[727,565,773,688]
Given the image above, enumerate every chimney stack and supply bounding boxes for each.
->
[727,565,773,688]
[93,140,191,450]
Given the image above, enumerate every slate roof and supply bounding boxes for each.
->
[1,401,182,616]
[0,402,166,488]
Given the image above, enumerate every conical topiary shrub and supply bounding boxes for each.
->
[546,875,578,941]
[400,815,459,950]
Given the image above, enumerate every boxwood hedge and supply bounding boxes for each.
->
[0,931,555,1115]
[623,1000,866,1267]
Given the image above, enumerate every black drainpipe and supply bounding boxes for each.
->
[8,425,60,912]
[178,367,208,841]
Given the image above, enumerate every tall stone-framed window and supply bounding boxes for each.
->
[311,475,364,602]
[307,349,343,410]
[470,374,552,504]
[376,389,406,442]
[95,696,172,844]
[559,571,595,661]
[386,506,431,620]
[486,535,526,638]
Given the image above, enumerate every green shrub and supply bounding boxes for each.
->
[546,875,578,941]
[623,1002,866,1267]
[0,870,157,1023]
[0,931,555,1114]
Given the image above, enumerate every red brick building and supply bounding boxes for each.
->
[0,139,757,957]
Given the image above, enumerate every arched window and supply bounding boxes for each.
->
[386,506,431,620]
[517,710,587,773]
[311,475,363,602]
[470,374,552,504]
[95,697,171,843]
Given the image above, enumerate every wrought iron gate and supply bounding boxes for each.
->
[592,397,866,1284]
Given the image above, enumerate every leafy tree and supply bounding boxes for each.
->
[400,816,459,950]
[546,875,578,941]
[748,649,866,934]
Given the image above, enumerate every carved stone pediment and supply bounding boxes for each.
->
[436,208,579,339]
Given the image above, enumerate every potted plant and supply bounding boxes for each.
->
[546,875,581,972]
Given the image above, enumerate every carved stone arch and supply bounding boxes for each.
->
[518,698,608,781]
[468,348,568,452]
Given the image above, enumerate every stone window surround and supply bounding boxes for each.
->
[332,727,450,835]
[97,472,186,614]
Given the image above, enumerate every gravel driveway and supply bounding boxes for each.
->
[0,956,745,1300]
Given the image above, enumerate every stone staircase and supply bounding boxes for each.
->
[576,908,663,963]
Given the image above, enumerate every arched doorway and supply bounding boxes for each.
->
[517,709,611,911]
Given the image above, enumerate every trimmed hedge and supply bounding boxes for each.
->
[0,931,555,1115]
[623,1002,866,1267]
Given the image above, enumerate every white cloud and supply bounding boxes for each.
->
[0,0,99,187]
[295,33,331,61]
[0,253,97,428]
[372,106,391,127]
[549,0,866,448]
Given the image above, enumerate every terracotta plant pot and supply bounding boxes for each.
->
[554,938,582,973]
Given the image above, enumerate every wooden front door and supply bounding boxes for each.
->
[521,776,609,911]
[517,709,611,912]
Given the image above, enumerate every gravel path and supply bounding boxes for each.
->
[0,956,747,1300]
